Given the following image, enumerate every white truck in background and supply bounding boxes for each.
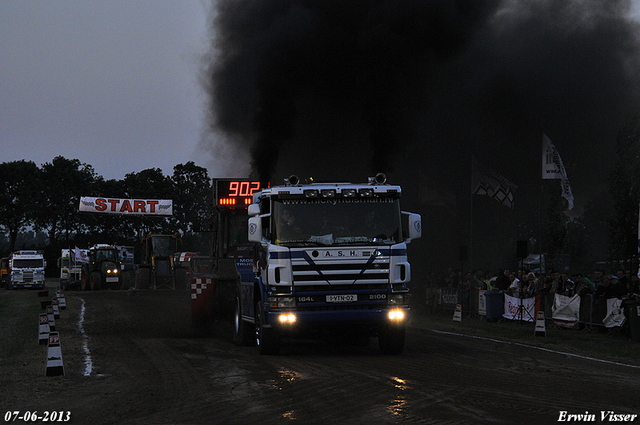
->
[58,248,89,290]
[7,250,46,290]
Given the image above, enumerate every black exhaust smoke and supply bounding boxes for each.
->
[203,0,640,272]
[205,0,503,184]
[204,0,640,208]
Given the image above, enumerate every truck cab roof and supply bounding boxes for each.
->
[11,251,44,259]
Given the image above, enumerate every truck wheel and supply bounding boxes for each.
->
[255,300,280,355]
[233,293,254,346]
[378,321,406,355]
[90,272,102,291]
[120,271,131,290]
[135,267,151,290]
[81,269,90,291]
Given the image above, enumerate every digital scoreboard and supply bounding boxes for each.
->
[215,180,261,208]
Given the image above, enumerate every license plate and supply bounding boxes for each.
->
[106,277,119,283]
[326,294,357,303]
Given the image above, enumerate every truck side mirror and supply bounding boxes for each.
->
[402,212,422,244]
[248,204,261,217]
[248,216,263,243]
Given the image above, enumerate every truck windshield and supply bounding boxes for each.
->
[273,197,402,246]
[13,259,44,268]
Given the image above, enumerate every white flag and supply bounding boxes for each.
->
[542,134,574,209]
[74,247,89,264]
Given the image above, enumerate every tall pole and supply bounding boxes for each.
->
[469,160,475,269]
[539,183,543,274]
[539,134,545,276]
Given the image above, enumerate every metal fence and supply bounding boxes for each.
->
[424,286,632,333]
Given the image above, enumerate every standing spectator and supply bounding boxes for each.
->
[472,269,486,290]
[525,272,539,296]
[558,272,573,295]
[548,269,562,294]
[574,273,594,296]
[495,269,511,291]
[508,271,521,293]
[595,275,616,299]
[563,280,576,297]
[616,269,630,298]
[593,269,605,290]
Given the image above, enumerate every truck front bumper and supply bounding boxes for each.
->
[265,306,409,330]
[10,281,45,289]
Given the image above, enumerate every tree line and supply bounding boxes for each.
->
[0,156,213,261]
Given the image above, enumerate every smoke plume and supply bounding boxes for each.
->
[206,0,507,183]
[204,0,640,270]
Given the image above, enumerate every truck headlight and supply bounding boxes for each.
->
[388,309,405,321]
[278,313,297,324]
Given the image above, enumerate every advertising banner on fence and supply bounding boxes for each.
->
[478,290,487,316]
[552,293,581,329]
[503,293,536,322]
[438,288,459,306]
[79,197,173,216]
[603,298,626,329]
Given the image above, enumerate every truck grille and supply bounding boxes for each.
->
[292,259,390,286]
[295,283,388,293]
[23,271,34,283]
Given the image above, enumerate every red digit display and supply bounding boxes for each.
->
[216,180,262,208]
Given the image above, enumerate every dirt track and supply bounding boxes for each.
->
[3,286,640,424]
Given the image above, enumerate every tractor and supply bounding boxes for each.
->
[134,234,186,289]
[80,244,122,290]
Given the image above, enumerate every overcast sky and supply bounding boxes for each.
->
[0,1,216,181]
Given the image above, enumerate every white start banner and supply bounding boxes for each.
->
[79,197,173,216]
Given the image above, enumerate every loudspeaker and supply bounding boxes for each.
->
[517,240,528,259]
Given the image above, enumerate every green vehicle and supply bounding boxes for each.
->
[80,244,122,290]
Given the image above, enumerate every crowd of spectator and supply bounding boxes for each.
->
[430,267,640,302]
[421,267,640,332]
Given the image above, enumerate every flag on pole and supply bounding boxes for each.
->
[74,247,89,264]
[472,157,518,209]
[542,134,574,210]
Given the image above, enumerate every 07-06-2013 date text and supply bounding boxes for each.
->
[4,411,71,422]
